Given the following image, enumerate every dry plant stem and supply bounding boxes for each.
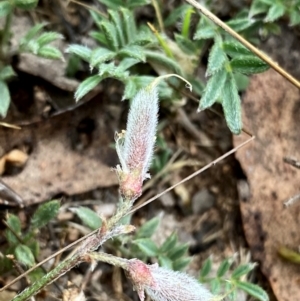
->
[184,0,300,89]
[11,200,133,301]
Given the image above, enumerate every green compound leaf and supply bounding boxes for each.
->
[230,55,269,74]
[36,32,64,47]
[265,3,285,22]
[200,257,212,279]
[30,200,60,229]
[0,1,12,17]
[90,48,116,68]
[217,258,232,277]
[37,46,63,60]
[118,45,145,62]
[222,41,252,57]
[66,45,92,63]
[235,280,269,301]
[14,0,38,10]
[133,238,159,257]
[232,263,256,279]
[199,68,227,111]
[0,66,16,81]
[15,245,35,267]
[0,80,10,118]
[75,75,102,102]
[207,38,226,76]
[135,216,160,239]
[222,73,242,134]
[159,232,178,253]
[5,214,21,246]
[72,206,102,230]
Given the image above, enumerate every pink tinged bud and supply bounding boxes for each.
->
[126,259,213,301]
[116,87,159,200]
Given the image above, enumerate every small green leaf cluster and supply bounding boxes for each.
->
[194,17,269,134]
[70,1,272,134]
[199,257,269,301]
[130,217,191,271]
[250,0,300,26]
[68,7,157,101]
[0,7,63,118]
[1,200,60,280]
[19,23,63,60]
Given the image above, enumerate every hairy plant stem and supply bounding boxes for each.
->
[12,198,133,301]
[184,0,300,89]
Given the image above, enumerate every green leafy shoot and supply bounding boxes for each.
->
[19,25,63,59]
[199,256,269,301]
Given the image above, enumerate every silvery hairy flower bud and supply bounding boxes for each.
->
[126,259,213,301]
[116,87,158,201]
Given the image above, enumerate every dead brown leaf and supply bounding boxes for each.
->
[0,95,119,206]
[234,69,300,301]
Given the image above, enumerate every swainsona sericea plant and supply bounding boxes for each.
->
[115,86,159,200]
